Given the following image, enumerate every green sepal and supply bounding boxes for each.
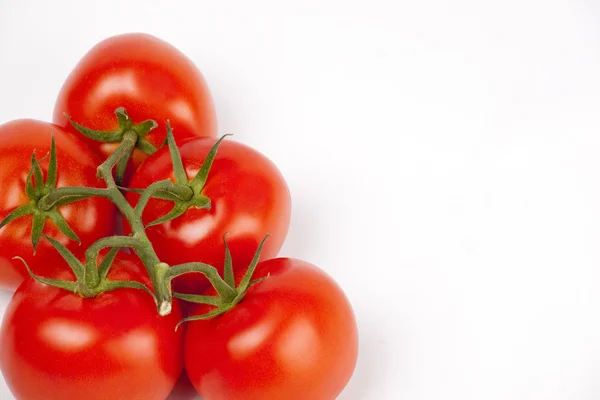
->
[145,195,210,228]
[32,153,45,192]
[41,235,85,281]
[237,234,270,291]
[25,153,38,199]
[248,274,270,287]
[13,256,78,293]
[190,134,231,193]
[130,115,158,138]
[137,138,158,154]
[173,292,221,306]
[114,106,130,128]
[31,213,45,252]
[97,247,120,281]
[68,118,123,143]
[0,204,36,229]
[47,210,80,243]
[222,233,235,287]
[67,108,158,155]
[145,203,189,228]
[46,136,58,189]
[165,122,188,184]
[176,307,226,331]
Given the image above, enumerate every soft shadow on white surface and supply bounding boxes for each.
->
[338,312,406,400]
[278,193,319,261]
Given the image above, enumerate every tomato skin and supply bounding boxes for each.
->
[53,33,217,166]
[0,253,184,400]
[183,258,358,400]
[126,138,291,293]
[0,119,116,291]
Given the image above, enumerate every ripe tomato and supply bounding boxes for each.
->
[53,33,217,167]
[126,138,291,293]
[0,119,115,291]
[183,258,358,400]
[0,252,184,400]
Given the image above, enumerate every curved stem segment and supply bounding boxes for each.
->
[166,262,237,301]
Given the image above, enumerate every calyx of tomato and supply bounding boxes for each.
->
[14,236,154,298]
[5,114,269,323]
[173,233,271,329]
[67,107,158,184]
[0,137,80,250]
[131,123,229,227]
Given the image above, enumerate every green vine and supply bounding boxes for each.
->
[0,109,268,319]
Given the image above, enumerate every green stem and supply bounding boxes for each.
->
[97,131,136,186]
[96,132,146,232]
[33,129,234,318]
[84,236,143,260]
[82,132,173,313]
[153,262,173,315]
[83,236,139,289]
[166,262,237,301]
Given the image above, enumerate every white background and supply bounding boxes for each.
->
[1,0,600,399]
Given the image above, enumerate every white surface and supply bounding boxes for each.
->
[2,0,600,399]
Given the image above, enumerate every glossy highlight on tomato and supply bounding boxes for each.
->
[0,119,115,291]
[53,33,217,167]
[184,258,358,400]
[127,138,291,293]
[0,252,184,400]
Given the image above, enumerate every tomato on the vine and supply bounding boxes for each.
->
[183,258,358,400]
[0,119,115,291]
[0,252,184,400]
[53,33,217,167]
[126,137,291,293]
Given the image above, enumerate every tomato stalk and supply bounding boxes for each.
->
[67,107,159,184]
[172,234,271,327]
[19,108,267,319]
[33,131,174,314]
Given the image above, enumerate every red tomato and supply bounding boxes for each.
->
[0,119,115,291]
[126,138,291,293]
[183,258,358,400]
[0,252,184,400]
[53,33,217,167]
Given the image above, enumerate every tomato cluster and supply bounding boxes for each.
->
[0,33,358,400]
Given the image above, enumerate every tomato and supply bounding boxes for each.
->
[183,258,358,400]
[0,119,115,291]
[53,33,217,167]
[0,252,184,400]
[126,138,291,293]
